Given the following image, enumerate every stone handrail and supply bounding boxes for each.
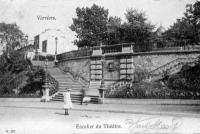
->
[148,57,198,80]
[109,57,199,91]
[108,74,135,92]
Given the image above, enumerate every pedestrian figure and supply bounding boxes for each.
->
[63,88,72,115]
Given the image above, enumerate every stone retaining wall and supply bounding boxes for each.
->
[58,58,90,82]
[58,51,200,84]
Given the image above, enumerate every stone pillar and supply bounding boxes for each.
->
[45,88,50,102]
[98,87,106,104]
[41,89,46,101]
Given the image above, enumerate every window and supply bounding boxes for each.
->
[42,40,47,52]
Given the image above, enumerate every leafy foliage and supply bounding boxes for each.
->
[0,23,40,96]
[122,9,155,43]
[70,5,155,48]
[163,1,200,46]
[105,81,200,99]
[167,60,200,91]
[19,68,44,96]
[0,23,24,52]
[0,51,31,95]
[70,4,109,48]
[106,58,200,99]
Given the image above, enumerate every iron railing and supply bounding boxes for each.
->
[57,49,92,61]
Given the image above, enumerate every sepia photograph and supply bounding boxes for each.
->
[0,0,200,133]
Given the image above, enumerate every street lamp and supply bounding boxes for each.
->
[4,32,8,53]
[98,42,106,104]
[25,35,28,44]
[25,35,28,59]
[54,37,58,65]
[41,58,50,102]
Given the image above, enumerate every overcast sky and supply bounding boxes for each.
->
[0,0,197,50]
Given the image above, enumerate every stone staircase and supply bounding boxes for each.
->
[147,57,199,81]
[109,57,199,91]
[31,60,85,103]
[47,67,85,104]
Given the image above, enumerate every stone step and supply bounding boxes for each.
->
[57,91,83,95]
[52,76,72,78]
[57,80,75,83]
[58,89,82,91]
[58,85,83,89]
[47,67,87,103]
[54,78,72,80]
[50,98,82,103]
[53,96,82,100]
[51,93,83,103]
[58,82,81,85]
[58,86,82,89]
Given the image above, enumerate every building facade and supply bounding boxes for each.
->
[34,29,67,56]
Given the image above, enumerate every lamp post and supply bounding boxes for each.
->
[98,43,106,104]
[0,32,5,54]
[25,35,28,59]
[42,58,50,102]
[4,32,9,55]
[54,37,58,65]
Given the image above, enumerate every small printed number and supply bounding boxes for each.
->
[5,130,15,133]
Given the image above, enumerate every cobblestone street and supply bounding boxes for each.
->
[0,99,200,134]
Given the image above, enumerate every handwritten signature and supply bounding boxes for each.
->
[125,117,183,133]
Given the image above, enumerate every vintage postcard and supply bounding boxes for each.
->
[0,0,200,133]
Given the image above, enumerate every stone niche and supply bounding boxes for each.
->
[104,56,120,81]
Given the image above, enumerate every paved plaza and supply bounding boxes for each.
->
[0,99,200,134]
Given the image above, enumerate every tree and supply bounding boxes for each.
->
[123,9,155,42]
[106,16,122,45]
[163,18,194,46]
[70,6,155,48]
[120,9,155,51]
[0,23,31,95]
[185,1,200,44]
[69,4,109,48]
[164,1,200,46]
[0,23,24,53]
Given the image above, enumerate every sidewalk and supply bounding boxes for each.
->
[0,98,200,118]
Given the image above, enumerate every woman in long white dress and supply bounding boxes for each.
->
[63,88,73,115]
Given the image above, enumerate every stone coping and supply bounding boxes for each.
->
[91,50,200,57]
[58,50,200,61]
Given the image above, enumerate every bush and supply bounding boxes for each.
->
[167,62,200,92]
[105,81,200,99]
[106,57,200,99]
[19,81,43,96]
